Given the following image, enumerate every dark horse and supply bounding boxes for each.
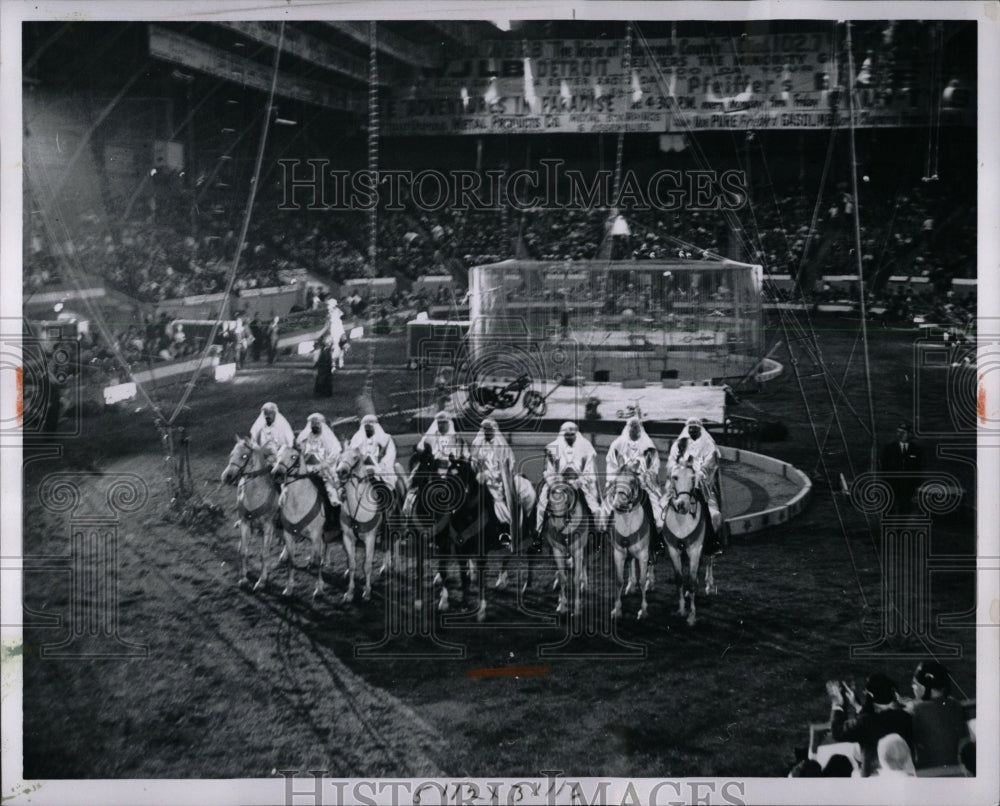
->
[404,440,509,622]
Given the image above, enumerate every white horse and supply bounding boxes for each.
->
[334,446,404,603]
[662,459,716,626]
[221,436,282,592]
[271,445,328,600]
[608,469,652,621]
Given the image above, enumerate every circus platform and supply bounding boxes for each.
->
[411,379,728,437]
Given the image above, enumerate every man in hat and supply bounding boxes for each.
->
[471,417,536,548]
[879,421,924,515]
[416,411,462,461]
[296,413,342,514]
[606,415,663,530]
[249,402,295,469]
[535,421,601,535]
[665,417,726,553]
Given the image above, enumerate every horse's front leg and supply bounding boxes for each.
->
[238,520,252,589]
[362,528,377,602]
[611,545,627,620]
[704,555,716,595]
[281,531,297,598]
[475,558,488,623]
[686,541,704,627]
[571,545,585,615]
[436,556,450,612]
[552,545,569,614]
[311,528,326,600]
[665,543,686,617]
[254,521,274,592]
[341,528,356,603]
[636,544,650,620]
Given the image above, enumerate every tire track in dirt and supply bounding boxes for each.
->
[101,459,447,778]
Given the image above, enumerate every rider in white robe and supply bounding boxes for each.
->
[606,416,664,529]
[535,421,602,533]
[471,417,534,532]
[295,413,342,507]
[249,401,295,468]
[416,411,462,461]
[664,417,724,546]
[348,414,397,486]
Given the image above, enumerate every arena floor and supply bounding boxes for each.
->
[20,320,978,778]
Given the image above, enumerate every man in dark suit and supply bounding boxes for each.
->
[880,421,924,515]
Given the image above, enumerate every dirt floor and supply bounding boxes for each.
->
[20,317,978,778]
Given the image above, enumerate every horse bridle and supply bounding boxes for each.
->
[666,477,700,518]
[273,449,308,482]
[228,443,269,483]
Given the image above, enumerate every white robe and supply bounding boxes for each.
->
[348,425,397,485]
[249,412,295,462]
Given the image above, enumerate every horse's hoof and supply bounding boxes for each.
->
[362,589,372,602]
[281,587,292,598]
[341,591,353,604]
[238,577,250,590]
[495,572,509,589]
[686,613,696,627]
[637,608,647,621]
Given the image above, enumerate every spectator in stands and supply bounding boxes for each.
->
[821,754,855,777]
[827,673,913,777]
[874,734,916,777]
[901,660,970,771]
[787,759,822,778]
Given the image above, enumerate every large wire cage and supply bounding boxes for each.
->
[468,258,763,384]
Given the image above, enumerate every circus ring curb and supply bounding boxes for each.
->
[393,432,811,537]
[717,445,812,535]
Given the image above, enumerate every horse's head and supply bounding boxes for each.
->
[222,435,256,485]
[548,467,582,520]
[271,445,300,484]
[668,458,700,515]
[335,446,364,483]
[609,470,641,513]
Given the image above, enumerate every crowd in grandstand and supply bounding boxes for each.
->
[24,159,975,335]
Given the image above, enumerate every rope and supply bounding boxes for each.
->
[167,22,286,426]
[362,21,379,404]
[635,21,874,608]
[845,21,879,472]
